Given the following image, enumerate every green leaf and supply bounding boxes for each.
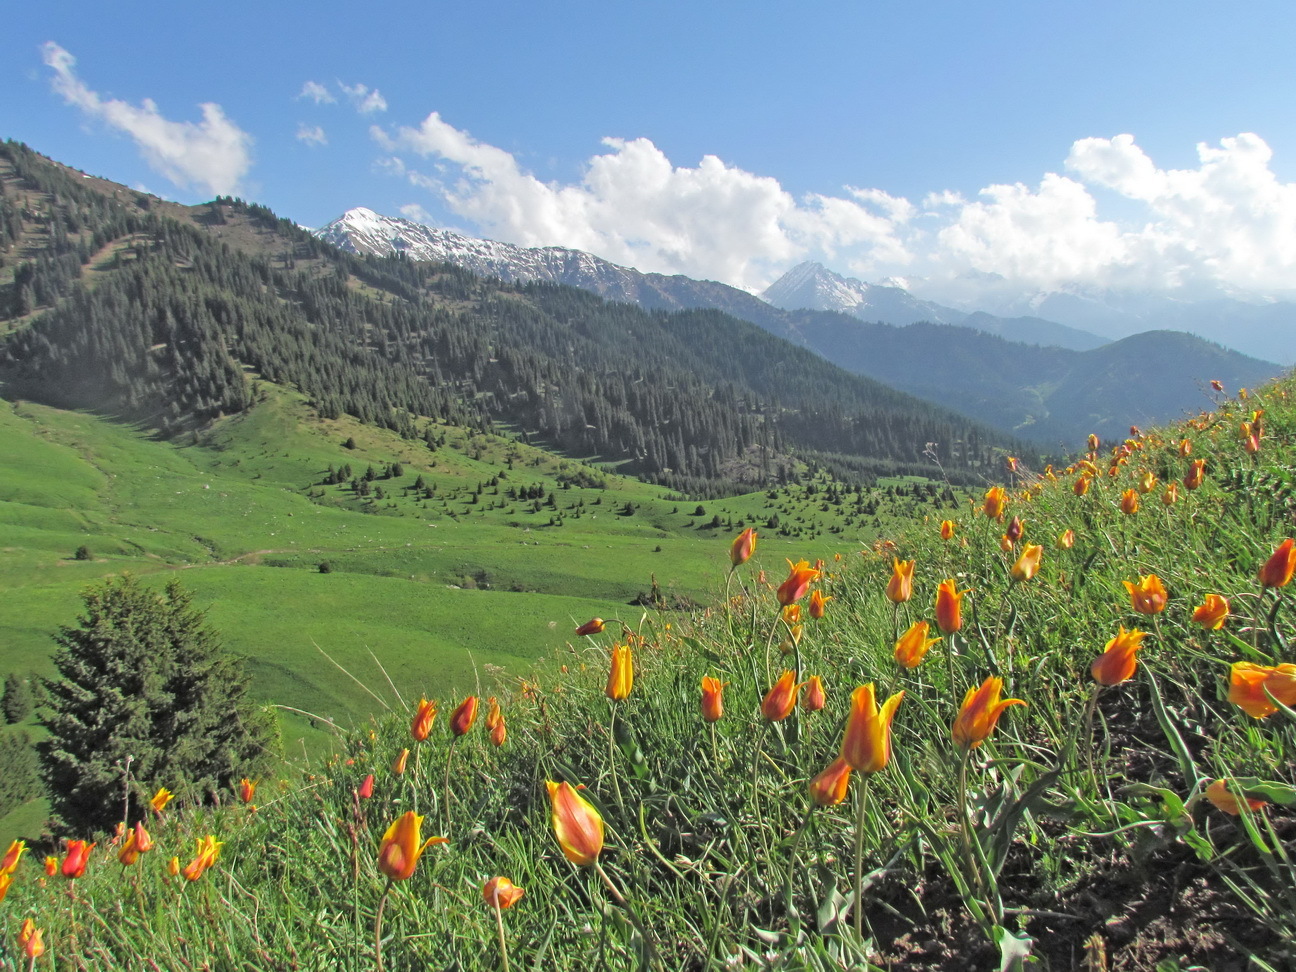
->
[994,925,1035,971]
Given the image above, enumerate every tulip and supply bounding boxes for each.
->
[885,558,915,603]
[1010,544,1043,582]
[1091,626,1146,685]
[1179,438,1192,457]
[575,617,606,636]
[490,717,507,747]
[546,781,604,866]
[604,643,634,700]
[894,620,941,669]
[43,856,56,877]
[1204,779,1267,816]
[1161,482,1178,505]
[802,675,827,712]
[1245,431,1261,454]
[150,786,174,813]
[239,778,257,804]
[484,697,502,732]
[952,676,1026,750]
[700,676,725,722]
[730,527,757,567]
[1073,476,1091,497]
[808,756,854,807]
[940,519,956,540]
[118,821,153,866]
[377,811,446,881]
[934,578,966,634]
[1229,661,1296,719]
[0,839,25,876]
[1192,594,1229,630]
[411,698,438,741]
[21,924,44,960]
[0,873,10,905]
[840,683,904,773]
[761,670,802,722]
[1124,574,1167,615]
[809,590,832,619]
[1056,529,1075,550]
[1005,516,1023,543]
[167,856,180,877]
[1259,538,1296,589]
[1183,459,1206,490]
[61,839,95,878]
[781,603,802,626]
[1137,471,1157,494]
[1210,379,1224,392]
[392,748,410,775]
[777,559,820,605]
[1119,489,1140,515]
[1087,433,1100,452]
[181,835,223,882]
[450,696,479,736]
[483,876,525,909]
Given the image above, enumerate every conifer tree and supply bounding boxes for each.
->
[41,576,277,834]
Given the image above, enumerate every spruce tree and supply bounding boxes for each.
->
[42,576,277,834]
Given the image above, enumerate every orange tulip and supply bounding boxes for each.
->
[802,675,827,712]
[392,748,410,775]
[546,781,604,866]
[1245,431,1261,454]
[574,617,606,636]
[998,535,1014,553]
[61,839,95,878]
[934,578,966,634]
[777,559,820,605]
[1091,626,1146,685]
[1161,482,1178,505]
[411,698,438,741]
[17,919,37,953]
[809,590,832,619]
[0,873,10,905]
[485,697,502,732]
[1087,433,1099,452]
[483,876,525,909]
[894,620,940,669]
[150,787,174,813]
[180,835,223,882]
[761,670,802,722]
[43,856,56,877]
[1210,379,1224,392]
[982,486,1007,520]
[359,774,375,798]
[885,558,915,603]
[1178,438,1192,457]
[239,778,257,804]
[730,527,757,567]
[700,676,725,722]
[781,603,802,626]
[1183,459,1206,491]
[166,856,180,877]
[1192,594,1229,630]
[808,756,853,807]
[1010,544,1043,582]
[605,644,633,701]
[20,923,44,960]
[940,519,956,540]
[1124,574,1167,615]
[952,676,1026,750]
[450,696,479,736]
[1229,661,1296,718]
[0,840,25,876]
[1136,471,1157,494]
[1073,475,1091,496]
[377,811,446,881]
[840,683,904,773]
[1119,489,1139,515]
[1259,538,1296,589]
[490,717,507,747]
[1056,529,1075,550]
[1204,779,1267,816]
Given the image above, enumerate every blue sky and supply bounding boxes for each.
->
[4,1,1296,299]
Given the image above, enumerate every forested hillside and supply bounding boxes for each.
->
[0,141,1028,494]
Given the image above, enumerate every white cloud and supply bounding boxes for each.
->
[42,42,252,197]
[399,203,434,223]
[339,82,387,115]
[298,81,335,104]
[296,124,327,147]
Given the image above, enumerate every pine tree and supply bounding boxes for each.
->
[41,576,277,835]
[1,672,32,724]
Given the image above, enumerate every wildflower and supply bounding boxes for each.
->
[1073,476,1091,496]
[894,621,941,669]
[150,787,174,813]
[700,676,725,722]
[1245,431,1261,454]
[841,683,904,773]
[546,781,604,866]
[1162,482,1179,505]
[1056,529,1075,549]
[952,677,1026,750]
[982,486,1007,520]
[1184,459,1206,491]
[998,535,1014,553]
[43,856,56,877]
[1137,471,1157,494]
[0,840,25,876]
[1259,538,1296,589]
[761,671,802,722]
[1124,574,1167,615]
[935,578,966,634]
[1229,661,1296,718]
[777,560,820,605]
[118,821,154,866]
[181,835,223,882]
[0,873,10,904]
[1119,489,1140,515]
[166,856,180,877]
[411,698,438,741]
[392,748,410,775]
[575,617,606,636]
[483,876,525,909]
[20,922,43,960]
[359,774,375,799]
[605,645,633,701]
[1087,433,1099,452]
[1210,379,1224,392]
[940,519,956,540]
[485,697,502,732]
[1091,626,1147,686]
[1005,516,1024,543]
[450,696,479,736]
[809,590,832,619]
[1010,544,1043,582]
[802,675,827,712]
[1179,438,1192,457]
[781,603,802,626]
[490,717,507,747]
[730,528,757,567]
[377,812,445,882]
[885,558,915,603]
[1192,594,1229,630]
[808,756,853,807]
[61,839,95,878]
[1204,779,1267,816]
[239,778,257,804]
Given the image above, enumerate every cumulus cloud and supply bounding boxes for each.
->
[371,109,1296,298]
[340,82,387,115]
[296,124,327,147]
[298,81,335,104]
[399,203,434,223]
[42,42,252,197]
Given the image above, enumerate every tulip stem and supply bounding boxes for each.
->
[443,738,458,835]
[955,746,993,922]
[783,807,816,919]
[374,878,392,972]
[1082,685,1104,797]
[852,774,871,939]
[608,702,625,811]
[593,860,656,969]
[492,897,511,972]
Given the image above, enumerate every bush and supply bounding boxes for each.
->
[1,672,33,724]
[73,544,91,561]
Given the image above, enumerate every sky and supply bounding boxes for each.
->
[5,0,1296,302]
